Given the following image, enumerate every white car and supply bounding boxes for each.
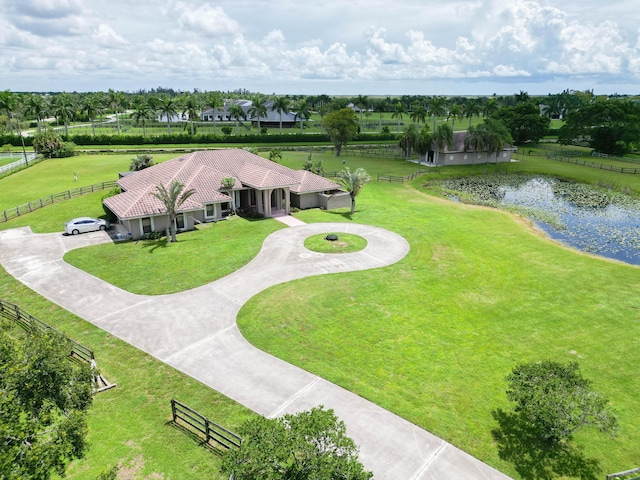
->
[65,217,109,235]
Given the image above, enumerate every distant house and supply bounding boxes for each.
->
[103,149,349,239]
[200,99,299,128]
[420,131,515,166]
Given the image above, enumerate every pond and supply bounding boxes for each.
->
[438,174,640,266]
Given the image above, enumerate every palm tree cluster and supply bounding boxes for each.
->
[464,119,513,163]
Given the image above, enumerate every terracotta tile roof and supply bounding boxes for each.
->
[103,184,209,220]
[108,149,342,220]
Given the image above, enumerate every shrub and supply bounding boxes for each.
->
[33,130,66,158]
[221,126,233,135]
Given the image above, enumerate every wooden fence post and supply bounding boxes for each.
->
[171,399,177,422]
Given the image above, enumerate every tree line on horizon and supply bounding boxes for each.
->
[1,88,638,155]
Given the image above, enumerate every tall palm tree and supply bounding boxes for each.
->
[337,167,371,214]
[0,90,17,135]
[448,104,463,131]
[409,104,428,125]
[482,98,499,118]
[131,97,152,137]
[271,96,290,134]
[373,98,388,133]
[293,99,311,133]
[52,93,75,136]
[227,103,246,134]
[391,102,406,133]
[151,180,196,243]
[81,94,104,136]
[463,100,481,129]
[26,94,48,134]
[107,89,126,134]
[204,92,224,134]
[428,96,446,131]
[158,95,178,135]
[431,123,454,166]
[181,93,200,135]
[248,97,268,132]
[414,125,432,164]
[353,95,369,132]
[398,124,418,160]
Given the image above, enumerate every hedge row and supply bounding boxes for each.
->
[0,132,398,148]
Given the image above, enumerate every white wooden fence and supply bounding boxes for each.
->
[0,153,38,176]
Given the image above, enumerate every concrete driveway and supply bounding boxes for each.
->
[0,223,511,480]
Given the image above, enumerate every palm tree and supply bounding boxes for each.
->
[391,102,406,133]
[482,98,499,118]
[428,96,447,132]
[181,93,200,135]
[129,154,154,171]
[373,98,388,133]
[81,94,104,136]
[131,97,152,137]
[448,104,463,131]
[337,167,371,214]
[25,94,48,134]
[431,123,454,166]
[0,90,17,135]
[108,89,126,134]
[293,99,311,133]
[353,95,368,132]
[409,104,428,125]
[398,124,418,160]
[414,125,432,164]
[248,96,268,132]
[52,93,75,136]
[151,180,196,243]
[271,96,290,134]
[158,95,178,135]
[203,92,224,134]
[464,124,487,165]
[464,119,512,164]
[463,100,481,129]
[227,103,246,134]
[268,148,282,162]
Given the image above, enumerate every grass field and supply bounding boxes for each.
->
[2,148,640,479]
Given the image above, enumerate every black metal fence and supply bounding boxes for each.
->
[170,399,242,450]
[0,180,118,223]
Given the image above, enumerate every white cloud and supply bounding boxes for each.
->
[93,24,127,48]
[174,3,240,37]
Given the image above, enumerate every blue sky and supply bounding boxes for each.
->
[1,0,639,95]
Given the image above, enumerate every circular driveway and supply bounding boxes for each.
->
[0,222,511,480]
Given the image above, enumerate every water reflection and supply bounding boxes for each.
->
[500,178,640,265]
[444,176,640,266]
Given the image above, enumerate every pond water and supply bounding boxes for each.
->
[441,175,640,266]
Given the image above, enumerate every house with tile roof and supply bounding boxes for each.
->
[103,149,349,239]
[200,99,301,129]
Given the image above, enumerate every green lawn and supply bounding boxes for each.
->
[237,180,640,479]
[2,147,640,479]
[64,216,284,295]
[0,264,252,480]
[304,233,367,254]
[0,153,177,211]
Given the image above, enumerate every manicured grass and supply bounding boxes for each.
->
[237,180,640,479]
[0,153,177,210]
[0,265,252,480]
[64,216,284,295]
[304,233,367,254]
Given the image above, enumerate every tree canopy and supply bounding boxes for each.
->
[221,406,372,480]
[0,321,94,479]
[491,102,549,145]
[151,180,196,242]
[322,108,358,156]
[505,360,618,442]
